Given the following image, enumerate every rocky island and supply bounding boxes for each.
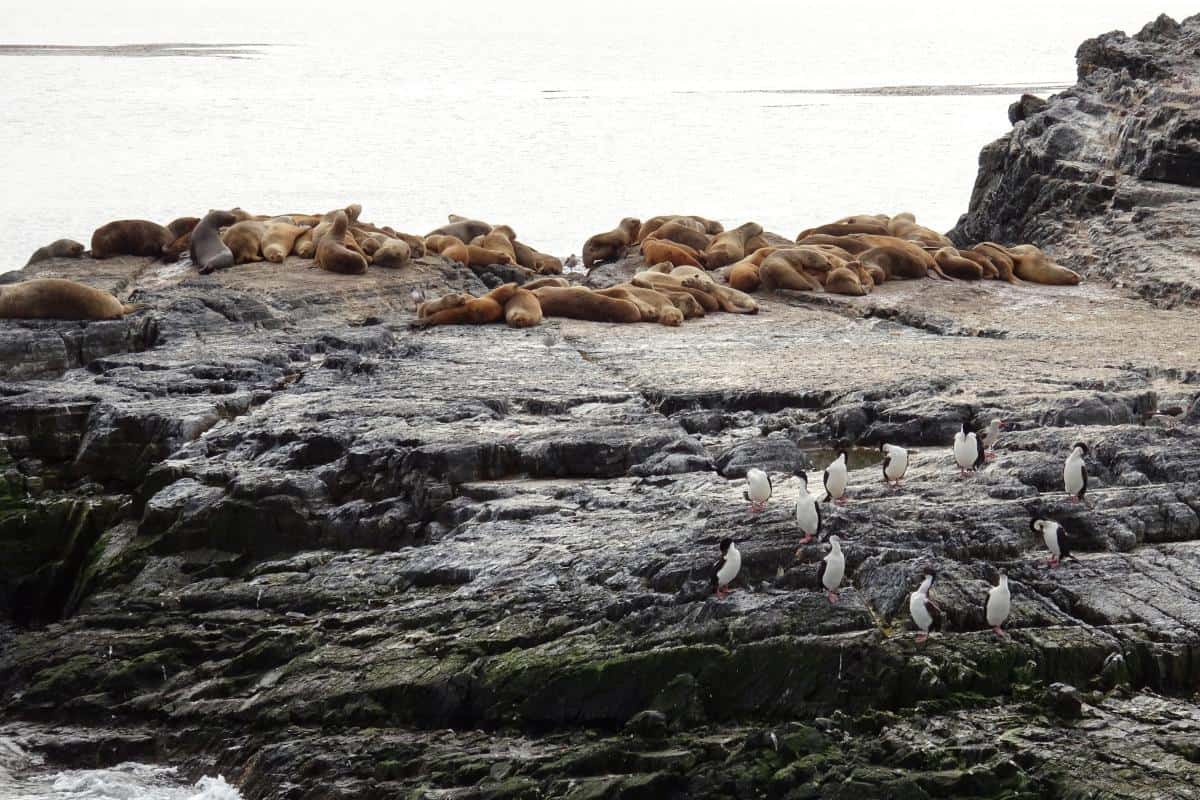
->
[2,14,1199,800]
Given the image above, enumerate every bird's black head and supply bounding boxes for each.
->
[1029,518,1042,533]
[795,469,808,482]
[1072,441,1090,457]
[719,538,733,554]
[878,442,887,453]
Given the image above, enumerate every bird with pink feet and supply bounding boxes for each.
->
[986,573,1011,638]
[822,449,849,505]
[817,535,845,604]
[909,573,943,644]
[712,538,741,600]
[743,468,772,514]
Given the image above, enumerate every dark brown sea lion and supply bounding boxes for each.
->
[25,238,85,266]
[582,217,640,267]
[90,220,173,259]
[646,220,711,252]
[0,278,142,320]
[706,222,763,269]
[412,283,518,328]
[428,217,492,242]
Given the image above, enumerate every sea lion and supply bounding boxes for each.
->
[797,220,890,239]
[972,242,1018,283]
[424,234,465,254]
[442,242,514,267]
[532,286,642,323]
[372,238,412,269]
[647,221,711,252]
[582,217,641,267]
[90,219,173,260]
[523,276,571,289]
[418,292,473,318]
[512,240,563,274]
[293,228,316,259]
[25,238,85,266]
[471,230,517,262]
[933,247,984,280]
[662,290,705,318]
[221,221,269,264]
[641,238,704,268]
[630,271,724,312]
[316,211,368,275]
[796,233,873,255]
[638,215,723,241]
[0,278,141,320]
[413,283,519,328]
[725,247,778,292]
[835,214,891,225]
[504,287,543,328]
[166,216,201,239]
[669,265,720,292]
[428,218,492,242]
[855,245,930,281]
[951,248,998,279]
[228,207,255,222]
[597,285,684,326]
[262,222,309,263]
[825,266,868,296]
[190,210,237,273]
[760,252,824,292]
[1005,244,1082,285]
[389,232,427,258]
[705,222,763,269]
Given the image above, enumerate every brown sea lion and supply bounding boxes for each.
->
[316,211,368,275]
[973,242,1019,283]
[413,283,519,328]
[825,266,868,296]
[166,216,201,239]
[221,221,269,264]
[162,216,201,260]
[390,232,426,258]
[90,219,173,259]
[933,247,984,280]
[951,248,998,279]
[26,238,85,266]
[504,287,543,328]
[582,217,640,267]
[228,207,255,222]
[1005,244,1081,285]
[642,238,704,268]
[523,276,571,290]
[372,238,412,269]
[662,290,705,318]
[428,218,492,242]
[797,220,890,239]
[533,286,642,323]
[632,270,702,292]
[646,221,711,252]
[796,233,872,255]
[725,247,778,292]
[758,251,825,292]
[293,227,316,259]
[512,240,563,275]
[706,222,763,269]
[442,242,514,267]
[262,222,308,263]
[425,234,465,254]
[597,284,684,326]
[471,230,517,262]
[0,278,142,320]
[835,213,891,225]
[855,245,930,281]
[418,292,473,318]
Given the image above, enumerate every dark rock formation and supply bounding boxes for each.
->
[951,13,1200,308]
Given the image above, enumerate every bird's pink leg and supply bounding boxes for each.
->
[916,632,928,644]
[827,591,838,604]
[992,626,1006,638]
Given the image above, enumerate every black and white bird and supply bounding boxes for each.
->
[979,418,1006,461]
[822,450,848,504]
[793,470,821,550]
[816,535,845,603]
[953,422,984,476]
[1064,442,1089,502]
[909,573,942,643]
[713,538,741,598]
[985,573,1011,637]
[880,443,908,487]
[743,468,772,514]
[1031,518,1078,569]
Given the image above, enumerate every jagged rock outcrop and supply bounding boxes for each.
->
[950,13,1200,308]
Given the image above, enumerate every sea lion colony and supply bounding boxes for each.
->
[7,207,1081,322]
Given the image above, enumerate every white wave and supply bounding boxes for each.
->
[1,761,241,800]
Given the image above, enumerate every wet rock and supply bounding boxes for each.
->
[1046,682,1084,719]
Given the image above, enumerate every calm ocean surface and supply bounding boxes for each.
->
[0,0,1192,796]
[1,0,1193,265]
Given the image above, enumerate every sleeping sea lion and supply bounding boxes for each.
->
[26,239,85,266]
[0,278,142,320]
